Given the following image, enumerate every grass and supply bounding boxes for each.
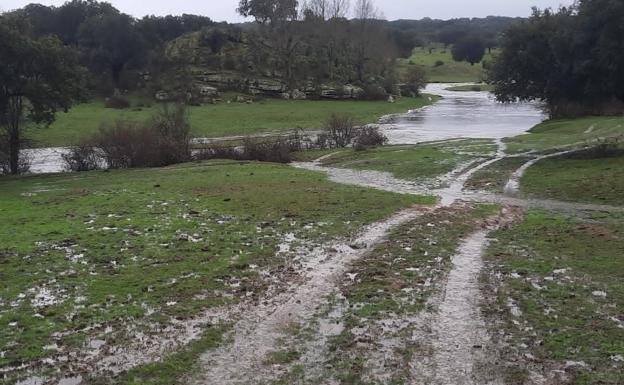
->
[521,151,624,206]
[445,84,495,92]
[483,210,624,384]
[398,46,496,83]
[504,116,624,154]
[318,139,496,184]
[465,156,534,193]
[28,95,438,148]
[0,160,433,384]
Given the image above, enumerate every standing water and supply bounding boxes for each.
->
[380,83,546,144]
[19,83,545,174]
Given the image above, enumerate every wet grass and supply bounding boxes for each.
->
[107,324,229,385]
[29,96,437,148]
[318,140,496,184]
[504,116,624,154]
[0,160,433,383]
[521,151,624,206]
[483,210,624,385]
[465,156,534,193]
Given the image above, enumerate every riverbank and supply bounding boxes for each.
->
[28,95,438,148]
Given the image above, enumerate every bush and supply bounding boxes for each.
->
[403,65,428,96]
[323,113,357,148]
[62,143,103,172]
[105,96,131,109]
[354,126,388,151]
[434,60,445,67]
[93,104,191,169]
[241,138,291,163]
[361,84,388,101]
[196,137,296,164]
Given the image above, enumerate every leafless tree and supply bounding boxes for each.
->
[353,0,379,20]
[328,0,350,19]
[301,0,349,20]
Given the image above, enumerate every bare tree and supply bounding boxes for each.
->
[307,0,328,19]
[353,0,378,20]
[302,0,349,20]
[328,0,350,19]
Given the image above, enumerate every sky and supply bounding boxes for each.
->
[1,0,575,22]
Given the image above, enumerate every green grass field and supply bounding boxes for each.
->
[484,210,624,384]
[28,95,438,148]
[398,46,495,83]
[504,116,624,154]
[521,151,624,206]
[0,160,433,384]
[465,156,534,193]
[318,139,497,184]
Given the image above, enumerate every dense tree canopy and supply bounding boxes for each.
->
[490,0,624,118]
[237,0,299,23]
[0,16,86,174]
[451,36,486,65]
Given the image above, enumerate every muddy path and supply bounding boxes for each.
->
[410,207,523,385]
[191,205,435,385]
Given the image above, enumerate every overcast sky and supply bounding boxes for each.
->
[1,0,575,22]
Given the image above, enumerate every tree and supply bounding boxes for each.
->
[237,0,299,24]
[78,11,145,89]
[451,36,486,65]
[0,17,86,174]
[301,0,348,20]
[490,2,624,117]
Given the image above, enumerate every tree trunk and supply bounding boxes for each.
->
[7,96,23,175]
[9,126,19,175]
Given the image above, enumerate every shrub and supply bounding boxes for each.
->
[241,138,292,163]
[323,113,357,148]
[105,96,131,109]
[361,84,388,101]
[403,65,428,96]
[434,60,445,67]
[93,104,191,169]
[62,143,103,172]
[196,138,294,164]
[354,126,388,151]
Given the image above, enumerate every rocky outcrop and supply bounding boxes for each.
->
[248,78,287,95]
[320,84,364,100]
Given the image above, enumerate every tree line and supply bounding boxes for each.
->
[490,0,624,118]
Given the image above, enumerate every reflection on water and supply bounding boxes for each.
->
[380,83,547,144]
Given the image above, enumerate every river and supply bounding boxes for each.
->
[381,83,546,144]
[20,83,545,174]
